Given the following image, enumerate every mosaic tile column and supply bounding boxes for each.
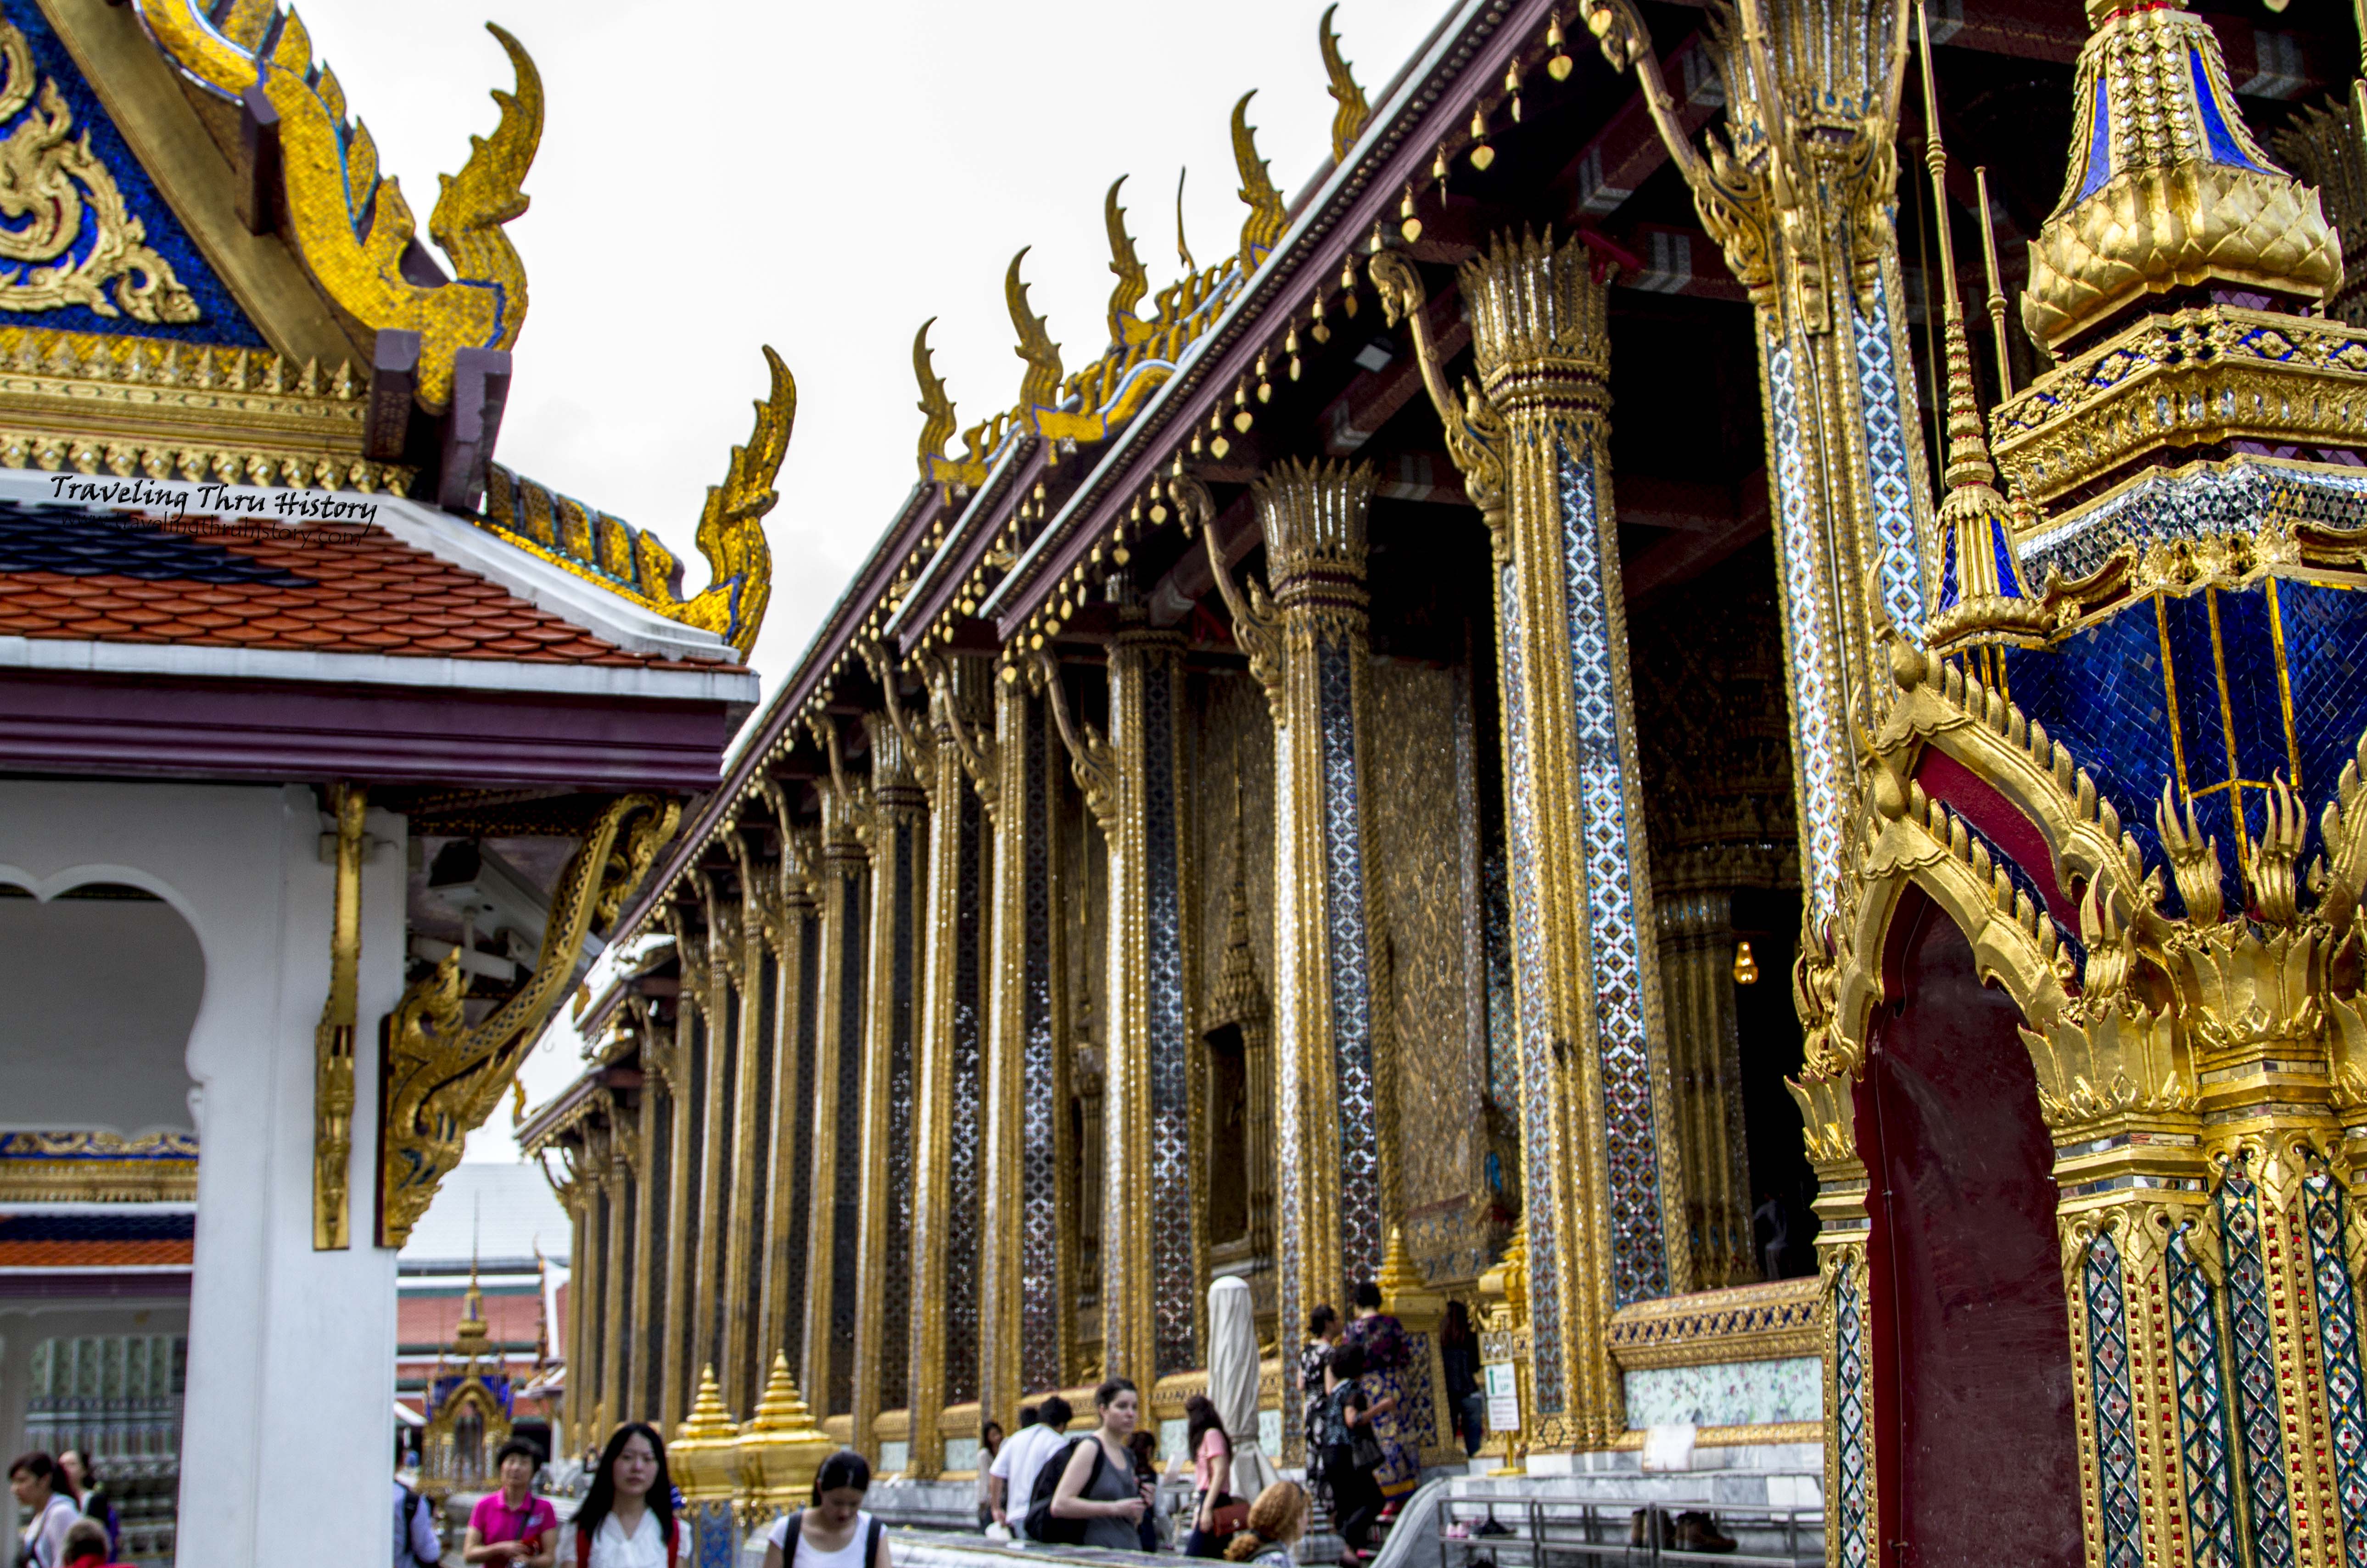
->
[720,894,770,1416]
[601,1110,637,1436]
[801,746,871,1422]
[659,926,708,1432]
[559,1167,593,1447]
[1200,462,1393,1417]
[632,1035,671,1423]
[1653,888,1754,1289]
[1097,618,1203,1381]
[852,711,928,1462]
[756,841,819,1423]
[1463,232,1689,1452]
[689,896,741,1411]
[982,672,1074,1411]
[907,659,996,1476]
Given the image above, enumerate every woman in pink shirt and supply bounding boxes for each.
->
[464,1439,557,1568]
[1173,1395,1237,1559]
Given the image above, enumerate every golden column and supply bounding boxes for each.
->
[907,657,997,1476]
[689,879,740,1412]
[1653,887,1755,1288]
[718,869,769,1417]
[802,721,872,1423]
[1582,0,1933,936]
[554,1155,593,1450]
[982,665,1075,1411]
[1194,462,1394,1391]
[754,818,820,1415]
[626,1000,667,1425]
[852,707,929,1462]
[658,915,707,1431]
[1050,615,1203,1383]
[1376,231,1687,1454]
[601,1104,637,1434]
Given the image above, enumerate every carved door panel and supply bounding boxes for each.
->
[1858,888,2081,1566]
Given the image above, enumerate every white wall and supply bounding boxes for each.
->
[0,781,407,1566]
[0,896,203,1134]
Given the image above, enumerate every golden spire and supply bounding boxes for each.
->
[741,1353,827,1439]
[914,319,957,479]
[1917,3,2044,654]
[1319,5,1370,163]
[2021,0,2339,353]
[676,1365,737,1443]
[1103,177,1153,346]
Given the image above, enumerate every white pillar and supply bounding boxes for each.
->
[0,781,406,1567]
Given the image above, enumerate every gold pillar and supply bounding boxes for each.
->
[755,824,820,1411]
[1583,0,1932,935]
[1654,888,1754,1288]
[627,1009,666,1425]
[713,881,764,1417]
[1052,619,1202,1383]
[689,886,739,1412]
[660,923,705,1433]
[557,1161,592,1452]
[803,722,872,1422]
[1196,461,1393,1412]
[1376,231,1687,1453]
[850,709,928,1463]
[908,658,996,1476]
[984,668,1075,1409]
[601,1107,636,1433]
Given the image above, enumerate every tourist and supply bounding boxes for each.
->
[1439,1300,1484,1456]
[990,1394,1072,1539]
[974,1421,1003,1530]
[562,1423,680,1568]
[1318,1342,1394,1565]
[1220,1482,1309,1568]
[1173,1394,1237,1559]
[396,1464,443,1565]
[56,1519,124,1568]
[464,1438,558,1566]
[56,1453,116,1560]
[10,1452,81,1568]
[762,1449,888,1568]
[1047,1378,1155,1551]
[1341,1282,1415,1512]
[1298,1305,1341,1470]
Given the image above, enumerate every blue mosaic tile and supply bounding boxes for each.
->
[2168,1226,2241,1567]
[1834,1258,1869,1568]
[4,5,266,345]
[2220,1166,2298,1565]
[2084,1232,2144,1568]
[1139,655,1197,1378]
[1316,638,1383,1291]
[2304,1173,2367,1568]
[0,503,311,582]
[1018,696,1063,1392]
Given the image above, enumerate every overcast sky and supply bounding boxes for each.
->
[323,0,1456,1163]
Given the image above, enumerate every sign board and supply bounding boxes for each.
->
[1482,1360,1520,1433]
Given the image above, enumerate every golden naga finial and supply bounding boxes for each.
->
[1319,6,1371,163]
[682,346,794,659]
[914,318,958,479]
[131,2,543,412]
[1231,92,1287,277]
[1006,247,1065,422]
[1104,177,1153,346]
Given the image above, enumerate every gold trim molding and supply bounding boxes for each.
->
[1605,1278,1824,1372]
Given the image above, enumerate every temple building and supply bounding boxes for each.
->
[0,0,789,1561]
[521,0,2367,1562]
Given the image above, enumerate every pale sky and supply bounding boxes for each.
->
[324,0,1457,1165]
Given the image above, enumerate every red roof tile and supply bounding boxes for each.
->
[0,1238,193,1267]
[0,504,672,667]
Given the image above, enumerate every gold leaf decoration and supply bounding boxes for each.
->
[0,18,197,325]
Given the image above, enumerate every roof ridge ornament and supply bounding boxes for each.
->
[131,2,542,412]
[1319,5,1370,163]
[1231,91,1287,277]
[1105,177,1153,347]
[1006,246,1065,429]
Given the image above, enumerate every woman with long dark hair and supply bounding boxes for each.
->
[761,1449,890,1568]
[563,1423,679,1568]
[1173,1394,1235,1558]
[1049,1378,1155,1552]
[10,1452,79,1568]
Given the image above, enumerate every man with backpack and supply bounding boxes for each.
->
[395,1470,442,1564]
[988,1397,1073,1542]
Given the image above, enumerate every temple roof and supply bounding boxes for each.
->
[0,1209,194,1270]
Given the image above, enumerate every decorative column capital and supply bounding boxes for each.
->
[1253,458,1377,593]
[865,708,927,809]
[1460,230,1613,416]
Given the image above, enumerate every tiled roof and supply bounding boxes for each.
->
[0,501,665,666]
[0,1211,193,1269]
[397,1290,547,1350]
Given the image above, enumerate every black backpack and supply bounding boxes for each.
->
[1024,1436,1106,1546]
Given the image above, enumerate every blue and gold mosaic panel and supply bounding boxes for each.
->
[2304,1172,2367,1568]
[2167,1225,2242,1566]
[1140,659,1197,1378]
[2220,1167,2298,1565]
[1854,280,1928,644]
[1315,638,1383,1291]
[2083,1232,2144,1568]
[1019,700,1064,1393]
[1764,329,1847,919]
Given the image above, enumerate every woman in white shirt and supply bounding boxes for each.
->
[562,1423,681,1568]
[761,1450,890,1568]
[8,1452,81,1568]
